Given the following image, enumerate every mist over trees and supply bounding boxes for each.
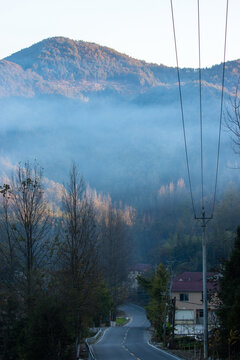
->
[131,178,240,274]
[0,92,239,208]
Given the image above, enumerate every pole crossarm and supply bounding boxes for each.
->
[195,215,212,221]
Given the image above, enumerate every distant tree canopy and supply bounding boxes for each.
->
[133,184,240,273]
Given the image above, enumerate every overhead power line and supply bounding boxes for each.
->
[170,0,229,219]
[170,0,197,219]
[211,0,229,218]
[197,0,204,212]
[169,1,229,359]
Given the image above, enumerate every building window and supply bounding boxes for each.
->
[180,293,189,301]
[197,309,204,318]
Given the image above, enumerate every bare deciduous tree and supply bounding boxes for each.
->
[100,203,131,319]
[0,194,16,283]
[0,162,49,312]
[225,85,240,153]
[60,164,100,356]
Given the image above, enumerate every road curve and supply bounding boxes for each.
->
[92,303,181,360]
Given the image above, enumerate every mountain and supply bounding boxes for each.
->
[0,37,239,206]
[0,37,239,100]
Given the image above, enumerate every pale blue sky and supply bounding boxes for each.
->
[0,0,239,68]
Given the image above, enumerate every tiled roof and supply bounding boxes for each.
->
[172,272,218,292]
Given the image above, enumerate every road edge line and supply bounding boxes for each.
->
[147,340,183,360]
[124,316,133,327]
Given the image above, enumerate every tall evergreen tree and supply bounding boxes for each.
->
[218,227,240,358]
[137,264,169,341]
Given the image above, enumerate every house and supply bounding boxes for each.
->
[171,272,218,336]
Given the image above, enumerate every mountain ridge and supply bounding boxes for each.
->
[0,36,239,100]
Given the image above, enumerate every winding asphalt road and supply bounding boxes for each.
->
[92,304,181,360]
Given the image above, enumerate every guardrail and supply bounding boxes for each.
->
[85,339,96,360]
[85,329,103,360]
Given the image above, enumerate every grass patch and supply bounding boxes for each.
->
[116,317,129,326]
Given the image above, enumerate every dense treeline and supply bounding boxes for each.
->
[0,162,132,360]
[132,182,240,273]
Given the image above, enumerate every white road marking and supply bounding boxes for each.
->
[147,341,182,360]
[124,316,133,326]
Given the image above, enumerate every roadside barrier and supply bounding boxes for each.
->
[85,339,96,360]
[85,329,103,360]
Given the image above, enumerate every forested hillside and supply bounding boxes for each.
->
[0,36,239,99]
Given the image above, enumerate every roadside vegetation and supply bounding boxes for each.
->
[116,317,129,326]
[0,162,132,360]
[137,234,240,359]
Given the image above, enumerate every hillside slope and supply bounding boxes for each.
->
[0,37,239,100]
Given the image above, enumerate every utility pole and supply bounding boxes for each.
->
[163,263,173,347]
[196,208,211,360]
[163,289,168,347]
[202,211,208,360]
[171,297,176,348]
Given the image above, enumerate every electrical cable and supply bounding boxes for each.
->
[197,0,204,213]
[170,0,229,220]
[170,0,197,218]
[211,0,229,218]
